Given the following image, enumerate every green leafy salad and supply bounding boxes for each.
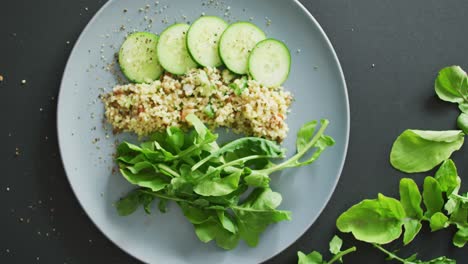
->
[115,114,334,249]
[298,66,468,264]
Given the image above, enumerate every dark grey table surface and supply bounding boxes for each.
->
[0,0,466,263]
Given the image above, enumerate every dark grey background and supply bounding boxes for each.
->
[0,0,466,263]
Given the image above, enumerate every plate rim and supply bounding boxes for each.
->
[56,0,350,263]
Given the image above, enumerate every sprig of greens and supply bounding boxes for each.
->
[373,244,456,264]
[115,113,334,249]
[297,236,356,264]
[337,159,467,248]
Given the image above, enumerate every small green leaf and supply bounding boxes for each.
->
[244,172,270,188]
[297,251,324,264]
[217,211,237,234]
[194,171,242,197]
[435,65,468,104]
[453,227,468,248]
[158,199,168,213]
[459,103,468,113]
[165,127,184,151]
[429,212,449,231]
[399,178,423,220]
[337,194,405,244]
[457,112,468,134]
[403,219,422,245]
[390,130,464,173]
[434,159,461,195]
[204,104,215,118]
[116,190,141,216]
[296,120,318,152]
[329,235,343,255]
[423,177,444,218]
[233,188,291,247]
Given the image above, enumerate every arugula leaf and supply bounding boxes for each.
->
[193,170,242,197]
[116,189,155,216]
[119,166,169,192]
[298,251,324,264]
[453,227,468,248]
[233,188,291,247]
[403,219,422,245]
[390,130,464,173]
[400,178,424,220]
[296,120,318,152]
[429,212,449,231]
[435,66,468,104]
[457,113,468,134]
[434,160,461,195]
[244,171,270,188]
[423,177,445,218]
[329,235,343,255]
[337,194,405,244]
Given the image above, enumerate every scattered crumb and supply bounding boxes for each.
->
[0,75,3,81]
[265,17,272,26]
[15,147,20,156]
[296,49,301,54]
[21,79,26,85]
[371,63,375,68]
[84,7,88,11]
[39,107,43,112]
[6,187,10,191]
[66,41,70,45]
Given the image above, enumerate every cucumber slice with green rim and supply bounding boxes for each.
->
[118,32,164,83]
[248,39,291,87]
[157,24,198,75]
[187,16,228,67]
[219,22,266,75]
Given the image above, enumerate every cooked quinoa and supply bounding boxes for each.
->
[101,67,293,141]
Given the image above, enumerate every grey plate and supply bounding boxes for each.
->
[57,0,349,263]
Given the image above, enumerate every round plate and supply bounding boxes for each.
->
[57,0,349,263]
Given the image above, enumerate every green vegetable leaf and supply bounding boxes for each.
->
[423,177,444,218]
[403,219,422,245]
[297,251,324,264]
[244,172,270,188]
[193,170,241,197]
[165,127,185,151]
[337,194,405,244]
[435,160,461,195]
[120,166,169,192]
[217,210,237,233]
[459,103,468,113]
[296,120,318,152]
[329,235,343,255]
[193,218,240,250]
[296,135,335,166]
[116,189,155,216]
[233,188,291,247]
[435,65,468,104]
[204,104,215,118]
[453,227,468,248]
[429,212,449,231]
[390,129,464,173]
[399,178,424,220]
[457,113,468,134]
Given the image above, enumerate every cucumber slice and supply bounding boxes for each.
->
[219,22,266,75]
[248,39,291,87]
[118,32,164,83]
[157,24,198,75]
[187,16,228,67]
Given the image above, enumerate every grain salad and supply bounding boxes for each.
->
[102,67,293,141]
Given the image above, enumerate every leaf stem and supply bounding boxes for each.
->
[373,244,407,263]
[328,246,357,264]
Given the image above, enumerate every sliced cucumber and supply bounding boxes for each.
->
[248,39,291,87]
[157,24,198,75]
[219,22,266,75]
[187,16,228,67]
[118,32,164,83]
